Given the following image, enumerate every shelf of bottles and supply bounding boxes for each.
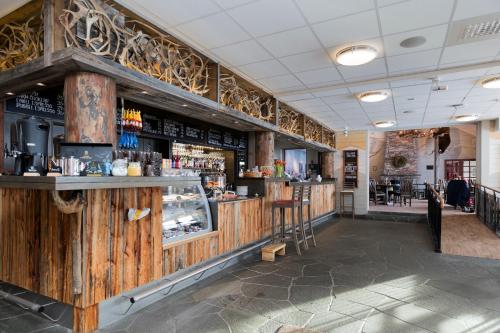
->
[172,142,225,171]
[119,108,143,149]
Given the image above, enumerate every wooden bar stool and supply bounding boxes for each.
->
[271,185,306,255]
[340,181,355,222]
[300,184,316,248]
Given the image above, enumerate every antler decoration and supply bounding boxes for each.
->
[323,129,336,148]
[59,0,209,95]
[220,74,275,123]
[305,118,322,143]
[0,16,43,71]
[279,103,303,135]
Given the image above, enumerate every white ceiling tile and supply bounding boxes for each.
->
[379,0,454,34]
[0,0,29,18]
[279,50,333,72]
[237,60,289,79]
[321,94,356,105]
[295,67,343,86]
[176,12,249,49]
[292,98,327,108]
[439,69,489,81]
[349,83,390,93]
[383,24,448,56]
[258,74,304,90]
[228,0,306,37]
[211,40,272,66]
[213,0,255,10]
[313,88,350,98]
[295,0,375,24]
[453,0,500,20]
[337,57,387,79]
[279,93,315,102]
[312,11,380,47]
[132,0,220,27]
[390,78,432,88]
[440,40,500,65]
[392,84,431,97]
[387,48,441,73]
[258,27,322,58]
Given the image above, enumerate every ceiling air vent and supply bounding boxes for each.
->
[461,19,500,40]
[447,13,500,46]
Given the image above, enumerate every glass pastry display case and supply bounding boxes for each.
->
[161,183,212,244]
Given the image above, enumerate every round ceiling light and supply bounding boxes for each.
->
[455,115,479,122]
[481,77,500,89]
[374,120,396,128]
[336,45,377,66]
[358,90,389,103]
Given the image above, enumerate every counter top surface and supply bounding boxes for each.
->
[208,196,262,204]
[237,177,336,185]
[0,175,202,191]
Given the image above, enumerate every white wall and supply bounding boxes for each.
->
[335,131,369,215]
[478,120,500,188]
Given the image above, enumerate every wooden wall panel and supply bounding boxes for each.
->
[263,182,336,237]
[162,232,219,276]
[0,187,163,307]
[0,189,76,305]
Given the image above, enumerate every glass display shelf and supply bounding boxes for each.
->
[162,183,212,245]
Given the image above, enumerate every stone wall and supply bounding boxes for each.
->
[383,131,417,175]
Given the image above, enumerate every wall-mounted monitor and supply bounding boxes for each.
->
[284,149,307,178]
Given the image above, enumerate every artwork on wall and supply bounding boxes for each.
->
[284,149,307,178]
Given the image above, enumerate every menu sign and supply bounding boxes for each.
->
[207,129,223,147]
[184,125,204,142]
[142,113,162,135]
[238,135,248,149]
[6,91,64,119]
[343,150,358,188]
[163,119,184,138]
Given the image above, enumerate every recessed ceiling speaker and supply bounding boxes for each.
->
[400,36,426,48]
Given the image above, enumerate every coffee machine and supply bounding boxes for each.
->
[14,116,50,175]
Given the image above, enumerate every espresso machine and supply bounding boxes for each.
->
[14,116,50,175]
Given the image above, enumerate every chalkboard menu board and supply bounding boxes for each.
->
[184,125,204,142]
[142,113,162,135]
[163,119,184,138]
[207,129,223,147]
[223,131,239,149]
[343,150,358,187]
[6,91,64,120]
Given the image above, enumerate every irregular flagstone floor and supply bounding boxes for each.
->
[2,218,500,332]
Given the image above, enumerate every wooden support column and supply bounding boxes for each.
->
[255,131,275,167]
[321,152,334,179]
[73,305,98,333]
[0,100,4,174]
[64,72,117,146]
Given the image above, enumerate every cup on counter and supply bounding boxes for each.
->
[63,156,80,176]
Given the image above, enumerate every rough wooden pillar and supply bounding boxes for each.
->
[73,305,98,333]
[321,151,334,179]
[64,72,117,146]
[255,131,275,166]
[0,100,4,173]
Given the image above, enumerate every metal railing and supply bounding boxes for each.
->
[427,184,444,253]
[475,184,500,237]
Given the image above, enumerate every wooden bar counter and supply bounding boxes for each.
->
[0,176,335,332]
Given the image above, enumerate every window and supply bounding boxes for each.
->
[444,159,476,183]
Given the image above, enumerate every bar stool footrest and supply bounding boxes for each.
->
[261,243,286,262]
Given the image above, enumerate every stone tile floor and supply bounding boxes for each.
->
[2,218,500,332]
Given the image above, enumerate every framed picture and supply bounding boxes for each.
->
[284,148,307,178]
